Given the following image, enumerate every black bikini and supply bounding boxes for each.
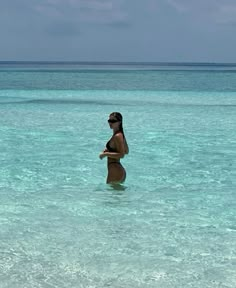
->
[106,135,122,166]
[106,139,117,152]
[106,134,126,184]
[106,131,123,153]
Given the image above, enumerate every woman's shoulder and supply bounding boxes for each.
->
[113,132,123,140]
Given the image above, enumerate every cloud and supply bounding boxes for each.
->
[34,0,129,27]
[166,0,218,13]
[214,4,236,25]
[165,0,236,24]
[35,0,113,14]
[166,0,189,13]
[45,20,80,36]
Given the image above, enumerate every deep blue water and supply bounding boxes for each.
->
[1,61,236,91]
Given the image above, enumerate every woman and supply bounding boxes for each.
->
[99,112,129,184]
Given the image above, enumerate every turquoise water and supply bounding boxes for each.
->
[0,63,236,287]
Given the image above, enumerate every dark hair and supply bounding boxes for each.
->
[110,112,129,154]
[110,112,124,134]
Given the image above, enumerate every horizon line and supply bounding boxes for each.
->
[1,61,236,66]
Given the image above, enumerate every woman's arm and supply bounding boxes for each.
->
[99,151,124,159]
[99,133,125,159]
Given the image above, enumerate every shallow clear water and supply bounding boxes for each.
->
[0,63,236,287]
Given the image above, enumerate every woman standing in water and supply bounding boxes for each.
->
[99,112,129,184]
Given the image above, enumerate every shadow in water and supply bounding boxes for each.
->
[108,183,127,192]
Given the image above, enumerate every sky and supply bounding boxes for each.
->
[1,0,236,63]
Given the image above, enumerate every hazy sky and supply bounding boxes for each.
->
[1,0,236,62]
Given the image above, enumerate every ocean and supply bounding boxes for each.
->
[0,62,236,287]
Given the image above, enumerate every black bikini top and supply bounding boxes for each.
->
[106,139,117,152]
[106,131,123,152]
